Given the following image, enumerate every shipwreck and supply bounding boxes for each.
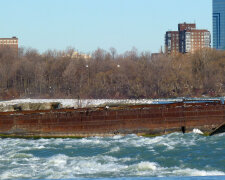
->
[0,98,225,138]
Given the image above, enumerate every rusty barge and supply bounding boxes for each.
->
[0,99,225,138]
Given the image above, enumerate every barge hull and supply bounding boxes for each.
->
[0,102,225,137]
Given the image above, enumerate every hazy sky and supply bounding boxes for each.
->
[0,0,212,53]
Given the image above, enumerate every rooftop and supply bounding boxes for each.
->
[0,37,18,40]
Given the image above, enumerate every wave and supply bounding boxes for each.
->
[0,133,225,179]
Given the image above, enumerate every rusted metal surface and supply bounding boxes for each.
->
[209,122,225,136]
[0,101,225,137]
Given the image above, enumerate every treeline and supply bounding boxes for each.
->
[0,47,225,100]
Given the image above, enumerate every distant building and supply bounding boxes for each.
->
[165,31,179,54]
[151,53,165,60]
[179,29,211,53]
[71,51,91,59]
[63,51,91,60]
[0,37,18,54]
[165,23,211,54]
[151,46,165,60]
[213,0,225,49]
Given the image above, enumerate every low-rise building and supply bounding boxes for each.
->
[0,37,18,54]
[71,51,91,59]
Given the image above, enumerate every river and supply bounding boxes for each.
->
[0,132,225,179]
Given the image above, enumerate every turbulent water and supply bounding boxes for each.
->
[1,133,225,180]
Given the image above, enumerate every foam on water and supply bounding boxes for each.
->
[137,162,158,171]
[193,129,204,135]
[172,168,225,177]
[109,146,121,153]
[0,133,225,179]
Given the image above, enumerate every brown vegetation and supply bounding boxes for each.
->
[0,47,225,100]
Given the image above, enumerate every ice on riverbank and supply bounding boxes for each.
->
[0,98,178,112]
[0,98,224,112]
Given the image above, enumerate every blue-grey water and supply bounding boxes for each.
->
[1,133,225,180]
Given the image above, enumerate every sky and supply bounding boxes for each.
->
[0,0,212,54]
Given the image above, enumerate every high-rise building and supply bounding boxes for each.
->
[179,29,211,53]
[165,31,179,54]
[165,23,211,54]
[213,0,225,49]
[0,37,18,55]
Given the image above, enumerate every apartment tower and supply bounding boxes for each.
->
[165,23,211,54]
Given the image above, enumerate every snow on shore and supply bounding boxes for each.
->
[0,98,223,112]
[0,98,181,110]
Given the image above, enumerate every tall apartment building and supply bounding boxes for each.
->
[165,31,179,54]
[165,23,211,54]
[213,0,225,50]
[0,37,18,54]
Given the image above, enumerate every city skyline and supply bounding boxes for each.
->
[0,0,211,53]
